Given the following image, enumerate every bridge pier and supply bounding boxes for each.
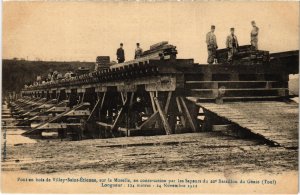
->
[68,89,79,107]
[59,89,66,102]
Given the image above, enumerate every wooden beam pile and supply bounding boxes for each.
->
[95,56,110,71]
[216,45,270,65]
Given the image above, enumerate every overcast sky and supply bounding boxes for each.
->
[3,1,299,63]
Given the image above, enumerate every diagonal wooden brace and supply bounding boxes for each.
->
[180,97,197,132]
[138,111,159,130]
[153,97,172,135]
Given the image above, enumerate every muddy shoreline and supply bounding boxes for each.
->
[2,130,297,175]
[1,103,298,175]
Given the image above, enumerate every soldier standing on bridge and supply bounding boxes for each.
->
[250,21,259,50]
[116,43,125,63]
[134,43,143,59]
[206,25,218,64]
[226,28,239,63]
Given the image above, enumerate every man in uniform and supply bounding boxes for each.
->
[134,43,143,59]
[116,43,125,63]
[250,21,259,50]
[226,28,239,63]
[206,25,218,64]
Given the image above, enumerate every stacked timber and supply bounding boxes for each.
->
[149,41,168,50]
[216,45,270,65]
[95,56,110,71]
[141,41,177,58]
[75,67,90,76]
[96,56,110,64]
[108,41,177,69]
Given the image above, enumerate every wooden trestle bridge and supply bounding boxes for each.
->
[9,43,299,149]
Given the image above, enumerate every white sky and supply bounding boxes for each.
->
[3,2,299,63]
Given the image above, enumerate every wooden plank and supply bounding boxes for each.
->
[27,112,39,116]
[185,64,292,75]
[186,81,281,84]
[125,92,135,136]
[149,91,157,112]
[138,111,159,130]
[48,107,69,112]
[129,92,135,107]
[38,104,56,109]
[80,92,86,103]
[38,123,82,130]
[153,97,172,135]
[96,122,113,128]
[25,103,89,133]
[189,87,288,99]
[228,116,251,119]
[185,97,199,103]
[180,97,197,132]
[87,98,101,121]
[197,101,298,148]
[212,124,235,131]
[64,110,90,116]
[175,97,186,127]
[191,88,288,91]
[118,127,140,132]
[56,92,61,100]
[111,94,130,131]
[164,91,172,113]
[188,96,285,102]
[29,115,52,121]
[120,92,126,104]
[100,92,107,110]
[111,105,126,131]
[26,101,67,121]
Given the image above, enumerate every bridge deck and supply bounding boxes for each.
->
[189,99,298,148]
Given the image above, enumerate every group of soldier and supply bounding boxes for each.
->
[206,20,259,64]
[116,43,143,63]
[115,21,259,65]
[34,70,75,85]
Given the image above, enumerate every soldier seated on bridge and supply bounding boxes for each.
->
[116,43,125,63]
[51,70,59,81]
[64,71,75,80]
[57,73,63,80]
[226,27,239,63]
[64,72,70,79]
[47,72,52,82]
[134,43,143,59]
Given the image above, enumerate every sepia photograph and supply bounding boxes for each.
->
[1,1,299,194]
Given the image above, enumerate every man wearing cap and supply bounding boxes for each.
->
[116,43,125,63]
[250,21,259,50]
[206,25,218,64]
[134,43,143,59]
[226,28,239,63]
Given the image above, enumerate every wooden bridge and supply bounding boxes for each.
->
[9,44,299,147]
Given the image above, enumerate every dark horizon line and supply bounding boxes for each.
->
[2,58,95,63]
